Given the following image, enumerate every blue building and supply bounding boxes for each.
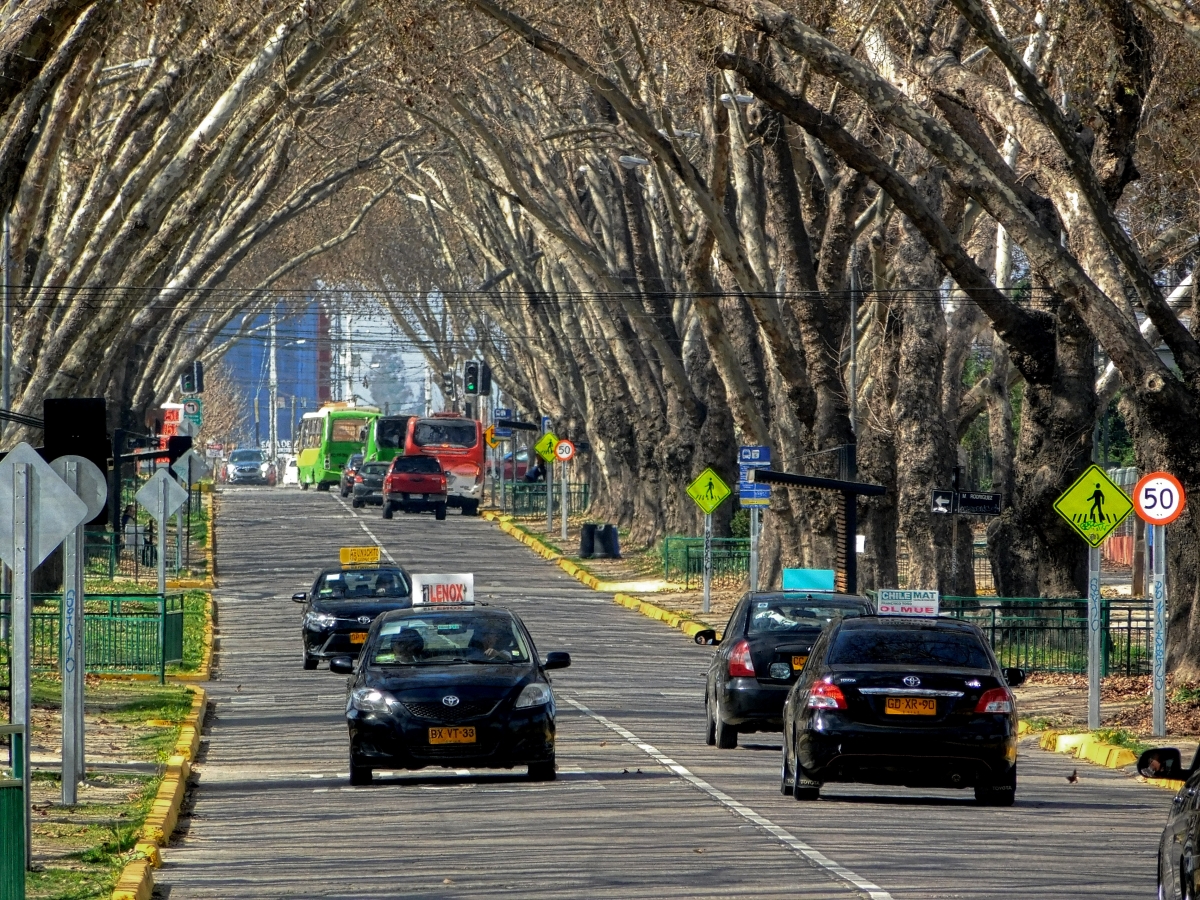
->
[220,304,329,447]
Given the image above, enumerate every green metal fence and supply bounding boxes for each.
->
[662,537,751,587]
[0,593,184,684]
[503,482,590,517]
[941,596,1151,676]
[0,724,25,899]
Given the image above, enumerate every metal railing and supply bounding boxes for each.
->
[502,482,590,517]
[0,593,184,683]
[662,537,750,586]
[941,596,1152,676]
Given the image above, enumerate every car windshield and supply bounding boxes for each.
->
[392,456,442,474]
[331,419,368,443]
[370,612,531,666]
[747,600,868,635]
[829,628,992,669]
[229,450,263,463]
[414,420,476,448]
[345,455,363,469]
[360,462,389,476]
[315,568,410,600]
[377,418,408,449]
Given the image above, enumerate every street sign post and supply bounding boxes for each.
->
[493,408,512,439]
[687,469,732,614]
[555,441,574,541]
[739,447,771,592]
[182,396,203,430]
[136,469,188,595]
[0,442,89,867]
[1053,464,1133,730]
[484,425,498,449]
[49,455,107,807]
[172,450,209,569]
[930,489,955,514]
[1134,471,1186,737]
[535,433,558,532]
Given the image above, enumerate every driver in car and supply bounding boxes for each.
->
[467,620,517,662]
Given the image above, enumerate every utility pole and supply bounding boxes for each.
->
[424,366,431,416]
[268,314,278,462]
[2,211,10,413]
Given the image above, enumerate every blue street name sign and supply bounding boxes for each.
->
[494,408,513,439]
[739,445,771,508]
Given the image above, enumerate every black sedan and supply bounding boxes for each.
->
[351,461,389,508]
[781,615,1024,805]
[697,592,874,749]
[331,604,570,785]
[339,453,365,497]
[1134,744,1198,898]
[295,566,411,669]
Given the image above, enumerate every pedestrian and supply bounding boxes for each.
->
[524,459,544,483]
[120,504,136,552]
[142,518,156,567]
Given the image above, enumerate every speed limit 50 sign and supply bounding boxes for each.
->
[1134,471,1186,525]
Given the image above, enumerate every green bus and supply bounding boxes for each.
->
[363,414,415,464]
[296,405,379,490]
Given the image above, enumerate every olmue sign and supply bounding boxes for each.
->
[877,589,940,616]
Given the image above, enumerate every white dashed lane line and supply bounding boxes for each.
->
[335,495,399,564]
[564,696,895,900]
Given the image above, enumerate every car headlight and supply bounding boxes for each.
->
[514,682,553,709]
[260,462,270,472]
[304,611,337,630]
[350,688,398,713]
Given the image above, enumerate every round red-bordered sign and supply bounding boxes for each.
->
[1134,471,1186,525]
[554,439,575,462]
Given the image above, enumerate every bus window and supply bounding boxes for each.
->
[330,418,368,443]
[377,417,409,449]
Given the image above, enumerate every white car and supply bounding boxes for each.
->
[282,455,300,486]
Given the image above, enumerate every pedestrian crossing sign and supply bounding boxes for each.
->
[687,468,731,515]
[1053,464,1132,547]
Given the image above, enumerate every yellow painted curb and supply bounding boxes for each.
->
[1034,727,1178,790]
[110,686,207,900]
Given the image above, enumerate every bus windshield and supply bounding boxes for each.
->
[330,418,368,443]
[376,417,409,449]
[413,420,476,448]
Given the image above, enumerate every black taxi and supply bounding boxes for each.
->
[295,548,412,669]
[330,575,570,785]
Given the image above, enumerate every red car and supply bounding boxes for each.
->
[382,455,448,520]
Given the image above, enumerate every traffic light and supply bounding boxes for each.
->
[479,361,492,395]
[167,435,192,466]
[179,361,205,395]
[464,360,480,395]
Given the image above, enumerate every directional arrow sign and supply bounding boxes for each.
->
[1053,464,1132,547]
[484,425,499,449]
[0,442,89,567]
[687,468,731,515]
[534,431,558,463]
[931,489,955,514]
[171,448,209,486]
[136,468,188,523]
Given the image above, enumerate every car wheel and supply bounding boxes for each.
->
[714,704,738,749]
[780,747,793,796]
[793,772,821,801]
[704,692,716,746]
[382,502,394,519]
[974,765,1016,806]
[462,500,479,516]
[301,480,310,491]
[349,755,372,786]
[302,651,318,670]
[352,498,363,509]
[317,482,330,492]
[528,758,556,781]
[435,503,447,521]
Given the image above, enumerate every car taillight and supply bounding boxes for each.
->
[807,680,847,710]
[728,639,755,678]
[354,475,363,483]
[975,687,1013,714]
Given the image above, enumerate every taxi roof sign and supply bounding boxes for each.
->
[1052,464,1132,547]
[411,573,475,606]
[877,589,940,616]
[340,546,381,566]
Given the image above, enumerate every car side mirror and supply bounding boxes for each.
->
[543,651,571,670]
[1138,747,1183,779]
[694,629,720,646]
[1002,667,1026,687]
[292,592,307,603]
[329,656,355,675]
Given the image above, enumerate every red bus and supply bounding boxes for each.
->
[405,414,483,515]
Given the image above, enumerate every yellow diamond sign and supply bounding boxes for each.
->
[687,468,731,515]
[534,432,558,463]
[1053,464,1132,547]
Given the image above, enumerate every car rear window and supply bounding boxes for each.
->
[392,456,442,474]
[370,613,530,666]
[828,628,992,669]
[360,462,389,475]
[747,601,869,635]
[316,568,410,599]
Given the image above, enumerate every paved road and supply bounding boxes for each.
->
[156,487,1171,899]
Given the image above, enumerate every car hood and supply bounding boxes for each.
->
[364,663,536,702]
[311,597,412,619]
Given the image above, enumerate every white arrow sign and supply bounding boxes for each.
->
[171,448,209,486]
[0,442,89,568]
[136,468,188,522]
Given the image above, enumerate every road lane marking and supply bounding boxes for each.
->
[334,496,399,564]
[564,696,893,900]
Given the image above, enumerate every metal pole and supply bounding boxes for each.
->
[703,512,713,614]
[269,314,278,463]
[1088,544,1102,730]
[1153,523,1167,736]
[546,452,553,533]
[175,506,182,574]
[561,460,568,541]
[13,462,32,867]
[157,480,167,597]
[62,462,85,805]
[2,211,10,412]
[749,507,760,592]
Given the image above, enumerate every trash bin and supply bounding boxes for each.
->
[0,725,26,900]
[600,525,622,560]
[579,523,597,559]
